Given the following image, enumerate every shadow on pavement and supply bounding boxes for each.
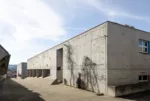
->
[0,79,45,101]
[118,90,150,101]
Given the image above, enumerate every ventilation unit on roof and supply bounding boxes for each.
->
[125,24,135,29]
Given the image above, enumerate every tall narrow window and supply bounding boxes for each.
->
[139,40,148,53]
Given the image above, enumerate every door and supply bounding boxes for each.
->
[56,48,63,82]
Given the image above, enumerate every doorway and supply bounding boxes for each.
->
[56,48,63,82]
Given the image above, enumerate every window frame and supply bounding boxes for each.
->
[139,75,148,82]
[139,39,149,53]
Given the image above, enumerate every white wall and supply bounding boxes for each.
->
[107,22,150,85]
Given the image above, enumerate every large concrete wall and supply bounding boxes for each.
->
[27,22,108,94]
[107,22,150,85]
[63,23,107,94]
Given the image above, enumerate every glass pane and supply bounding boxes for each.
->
[143,75,148,80]
[144,48,148,52]
[142,47,144,52]
[139,40,143,46]
[139,47,143,52]
[144,41,148,46]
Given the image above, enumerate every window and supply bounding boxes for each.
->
[139,75,148,82]
[139,40,148,53]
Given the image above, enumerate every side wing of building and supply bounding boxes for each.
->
[107,22,150,85]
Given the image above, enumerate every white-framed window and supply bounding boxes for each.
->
[139,40,148,53]
[139,75,148,82]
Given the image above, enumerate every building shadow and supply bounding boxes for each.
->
[118,90,150,101]
[0,79,45,101]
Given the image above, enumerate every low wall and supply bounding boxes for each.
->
[108,82,150,96]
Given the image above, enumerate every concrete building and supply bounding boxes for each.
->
[0,45,10,81]
[27,21,150,96]
[17,62,27,79]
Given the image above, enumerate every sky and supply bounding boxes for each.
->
[0,0,150,64]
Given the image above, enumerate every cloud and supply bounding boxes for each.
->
[2,0,149,64]
[0,0,66,64]
[79,0,150,22]
[0,0,66,42]
[64,27,87,30]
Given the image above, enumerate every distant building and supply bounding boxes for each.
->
[17,62,27,79]
[0,45,10,81]
[27,21,150,96]
[8,65,17,71]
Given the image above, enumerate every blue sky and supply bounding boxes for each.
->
[0,0,150,64]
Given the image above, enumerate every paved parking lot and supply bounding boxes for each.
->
[0,78,150,101]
